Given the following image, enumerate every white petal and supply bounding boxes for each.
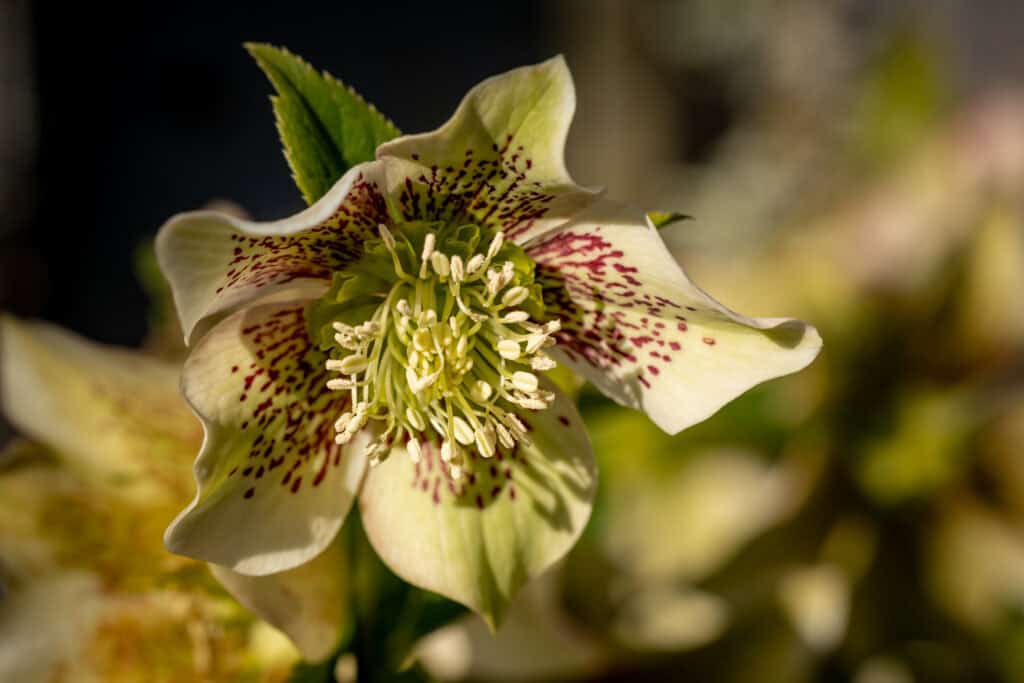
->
[164,301,368,575]
[529,200,821,434]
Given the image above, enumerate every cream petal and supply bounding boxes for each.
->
[165,300,367,575]
[359,381,595,628]
[210,534,349,662]
[0,315,198,500]
[156,160,394,344]
[377,56,599,246]
[529,200,822,434]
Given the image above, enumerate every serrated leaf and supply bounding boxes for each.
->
[246,43,402,205]
[647,211,693,230]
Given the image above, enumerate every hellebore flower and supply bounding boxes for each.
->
[156,56,820,626]
[0,315,334,678]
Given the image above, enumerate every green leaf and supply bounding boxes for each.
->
[647,211,692,230]
[245,43,402,205]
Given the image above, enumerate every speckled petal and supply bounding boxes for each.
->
[0,315,199,501]
[210,534,348,662]
[358,380,595,629]
[165,300,368,575]
[376,56,598,245]
[529,200,822,434]
[156,161,393,345]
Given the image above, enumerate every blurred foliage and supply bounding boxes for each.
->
[415,5,1024,682]
[6,3,1024,682]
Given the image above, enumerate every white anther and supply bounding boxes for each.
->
[419,309,437,326]
[496,423,515,449]
[475,423,496,458]
[356,321,381,337]
[348,404,369,431]
[456,334,468,356]
[365,440,389,466]
[449,464,463,481]
[429,414,447,436]
[421,232,436,262]
[489,266,513,295]
[453,416,474,445]
[339,355,369,375]
[440,440,458,463]
[378,224,396,249]
[449,316,460,335]
[502,286,529,307]
[470,379,493,403]
[397,299,413,317]
[531,354,557,371]
[487,231,505,260]
[466,254,485,275]
[405,407,426,431]
[431,251,450,278]
[333,332,358,350]
[544,319,561,334]
[504,413,527,437]
[450,255,464,283]
[407,438,422,464]
[334,412,353,432]
[525,333,547,354]
[325,359,346,371]
[326,378,355,391]
[502,310,530,323]
[515,396,548,410]
[332,321,355,334]
[511,371,539,393]
[486,270,504,296]
[406,366,438,393]
[497,339,521,360]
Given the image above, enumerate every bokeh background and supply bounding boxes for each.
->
[3,1,1024,681]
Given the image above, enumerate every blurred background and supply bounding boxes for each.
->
[3,0,1024,681]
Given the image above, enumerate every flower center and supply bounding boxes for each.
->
[309,221,558,479]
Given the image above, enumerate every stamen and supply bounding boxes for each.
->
[501,286,529,307]
[511,371,539,393]
[378,224,396,250]
[487,231,505,260]
[430,251,450,278]
[407,438,423,464]
[502,310,529,323]
[497,339,521,360]
[320,221,558,474]
[450,255,465,283]
[338,355,369,375]
[453,416,474,446]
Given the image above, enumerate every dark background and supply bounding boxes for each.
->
[3,1,549,345]
[5,1,1024,348]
